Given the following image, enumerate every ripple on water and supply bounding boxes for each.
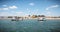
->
[0,19,60,32]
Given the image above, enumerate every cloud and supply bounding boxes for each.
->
[0,5,18,10]
[9,6,17,9]
[3,5,7,7]
[0,8,9,10]
[29,3,35,6]
[2,8,9,10]
[46,5,59,11]
[45,5,59,16]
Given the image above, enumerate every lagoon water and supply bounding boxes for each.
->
[0,19,60,32]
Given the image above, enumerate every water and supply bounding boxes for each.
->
[0,19,60,32]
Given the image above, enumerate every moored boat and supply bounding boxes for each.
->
[38,17,46,21]
[37,15,46,21]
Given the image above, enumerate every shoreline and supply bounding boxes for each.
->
[46,18,60,20]
[0,18,60,20]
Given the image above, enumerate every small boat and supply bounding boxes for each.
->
[11,17,23,21]
[38,17,46,21]
[11,17,19,21]
[11,19,19,21]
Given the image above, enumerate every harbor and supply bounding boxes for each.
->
[0,0,60,32]
[0,15,60,20]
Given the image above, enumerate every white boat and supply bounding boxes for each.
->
[11,18,19,21]
[11,17,20,21]
[11,17,23,21]
[38,17,46,21]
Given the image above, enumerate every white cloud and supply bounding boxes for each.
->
[9,6,17,9]
[0,8,9,10]
[3,5,7,7]
[29,3,35,6]
[45,5,59,16]
[51,5,59,8]
[46,5,59,11]
[2,8,9,10]
[0,5,18,10]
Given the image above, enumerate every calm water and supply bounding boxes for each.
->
[0,19,60,32]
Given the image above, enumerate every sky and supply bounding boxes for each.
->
[0,0,60,16]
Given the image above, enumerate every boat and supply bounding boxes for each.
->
[11,18,19,21]
[37,15,46,21]
[11,19,19,21]
[11,17,19,21]
[38,17,46,21]
[11,17,23,21]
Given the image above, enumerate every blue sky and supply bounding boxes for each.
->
[0,0,60,16]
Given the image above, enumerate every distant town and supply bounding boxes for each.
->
[0,15,60,20]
